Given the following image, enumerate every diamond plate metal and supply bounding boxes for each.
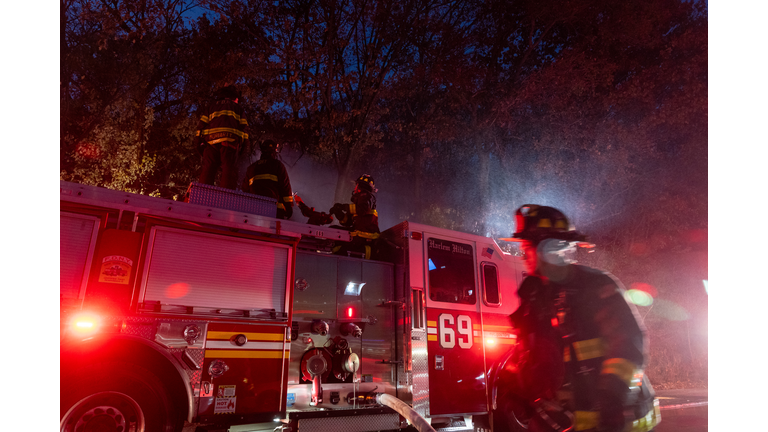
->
[297,413,400,432]
[411,328,430,417]
[121,317,158,339]
[187,182,276,217]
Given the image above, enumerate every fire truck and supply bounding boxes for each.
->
[60,180,534,432]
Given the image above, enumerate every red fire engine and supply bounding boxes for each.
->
[60,181,531,432]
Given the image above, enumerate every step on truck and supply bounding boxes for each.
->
[60,181,528,432]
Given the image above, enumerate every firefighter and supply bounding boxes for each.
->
[329,174,380,260]
[241,140,294,219]
[503,205,660,432]
[195,85,249,189]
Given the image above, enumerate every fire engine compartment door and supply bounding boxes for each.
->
[60,212,100,306]
[200,322,290,419]
[140,226,291,316]
[423,236,487,416]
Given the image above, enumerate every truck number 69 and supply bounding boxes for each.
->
[438,313,473,349]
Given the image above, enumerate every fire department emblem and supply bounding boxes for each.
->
[98,255,133,284]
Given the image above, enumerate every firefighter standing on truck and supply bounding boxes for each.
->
[242,140,294,220]
[330,174,380,260]
[504,205,660,432]
[195,85,249,189]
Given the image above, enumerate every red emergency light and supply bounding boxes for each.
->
[347,307,354,318]
[71,313,100,336]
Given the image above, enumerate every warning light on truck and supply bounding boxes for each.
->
[72,314,99,336]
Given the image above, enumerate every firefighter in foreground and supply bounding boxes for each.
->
[329,174,380,260]
[195,85,249,189]
[503,205,660,432]
[242,140,294,219]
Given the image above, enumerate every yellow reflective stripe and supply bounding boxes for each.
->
[629,399,661,432]
[427,335,437,341]
[371,209,378,216]
[283,196,294,203]
[277,203,286,210]
[602,358,638,385]
[351,231,380,239]
[564,346,571,362]
[207,331,284,341]
[200,127,249,140]
[200,115,210,123]
[204,350,285,359]
[364,245,371,260]
[574,411,599,431]
[208,110,248,125]
[206,137,236,145]
[349,203,356,214]
[249,174,278,185]
[573,338,605,361]
[427,321,437,327]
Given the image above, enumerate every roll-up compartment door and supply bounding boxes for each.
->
[60,212,100,302]
[141,227,291,315]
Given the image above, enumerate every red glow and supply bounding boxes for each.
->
[630,282,658,298]
[166,282,190,299]
[72,314,99,335]
[347,307,354,318]
[629,242,650,256]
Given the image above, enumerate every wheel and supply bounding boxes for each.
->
[61,361,182,432]
[493,392,574,432]
[493,392,533,432]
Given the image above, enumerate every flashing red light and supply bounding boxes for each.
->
[486,338,496,345]
[72,314,99,335]
[347,307,354,318]
[411,232,422,240]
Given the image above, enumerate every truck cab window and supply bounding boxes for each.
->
[426,238,476,305]
[482,262,501,306]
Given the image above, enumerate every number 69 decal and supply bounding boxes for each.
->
[438,313,473,349]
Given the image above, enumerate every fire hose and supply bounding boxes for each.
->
[374,393,436,432]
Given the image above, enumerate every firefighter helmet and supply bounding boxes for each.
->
[501,204,587,243]
[217,84,239,100]
[355,174,376,193]
[260,139,280,154]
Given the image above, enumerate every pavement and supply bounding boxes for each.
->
[654,389,708,432]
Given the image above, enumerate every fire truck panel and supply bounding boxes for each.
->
[60,212,100,305]
[197,322,290,422]
[138,226,292,316]
[287,252,397,411]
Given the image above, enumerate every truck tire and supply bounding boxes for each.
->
[492,392,531,432]
[61,361,183,432]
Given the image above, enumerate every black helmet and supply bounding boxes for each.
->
[217,85,239,100]
[355,174,376,193]
[501,204,588,243]
[260,139,280,154]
